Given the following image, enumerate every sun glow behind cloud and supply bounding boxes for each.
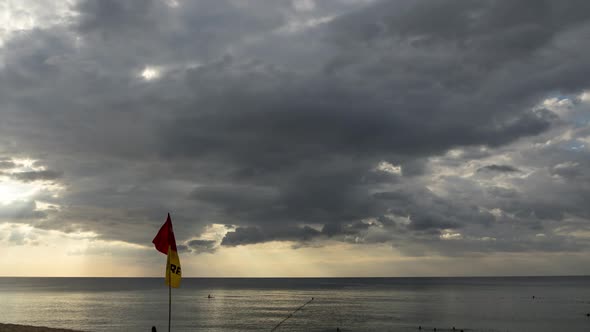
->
[0,158,63,205]
[0,0,76,47]
[0,180,39,205]
[140,66,161,80]
[0,222,154,276]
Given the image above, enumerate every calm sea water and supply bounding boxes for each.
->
[1,277,590,332]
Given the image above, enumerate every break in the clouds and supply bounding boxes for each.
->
[1,0,590,275]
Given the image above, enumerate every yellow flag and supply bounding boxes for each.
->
[166,245,181,288]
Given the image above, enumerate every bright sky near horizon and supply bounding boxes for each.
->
[1,0,590,277]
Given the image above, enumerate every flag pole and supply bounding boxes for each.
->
[168,266,171,332]
[153,213,180,332]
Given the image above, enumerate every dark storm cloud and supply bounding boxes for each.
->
[185,239,218,254]
[1,0,590,256]
[73,0,289,67]
[176,244,190,253]
[477,165,521,173]
[221,225,321,246]
[11,170,63,182]
[550,162,587,180]
[374,187,495,231]
[190,185,279,212]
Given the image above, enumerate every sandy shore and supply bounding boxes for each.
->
[0,324,83,332]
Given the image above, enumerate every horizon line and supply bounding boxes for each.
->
[1,274,589,278]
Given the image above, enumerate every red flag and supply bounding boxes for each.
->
[153,213,181,288]
[152,213,178,254]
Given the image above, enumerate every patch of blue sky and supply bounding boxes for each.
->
[562,139,586,151]
[570,113,590,127]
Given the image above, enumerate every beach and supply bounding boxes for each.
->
[0,324,82,332]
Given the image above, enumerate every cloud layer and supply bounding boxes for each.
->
[1,0,589,266]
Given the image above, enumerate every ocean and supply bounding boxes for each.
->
[1,277,589,331]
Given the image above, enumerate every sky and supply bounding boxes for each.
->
[1,0,590,277]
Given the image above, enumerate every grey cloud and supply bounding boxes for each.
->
[375,186,494,230]
[74,0,289,66]
[190,185,280,213]
[477,164,521,173]
[11,170,63,182]
[186,239,217,254]
[176,244,190,253]
[0,200,46,221]
[222,226,321,247]
[395,233,587,258]
[0,0,589,257]
[550,162,586,179]
[0,160,16,169]
[486,186,519,199]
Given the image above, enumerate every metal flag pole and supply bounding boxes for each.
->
[153,213,179,332]
[168,257,172,332]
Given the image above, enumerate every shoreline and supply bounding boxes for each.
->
[0,323,83,332]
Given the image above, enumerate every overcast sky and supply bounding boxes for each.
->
[1,0,590,277]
